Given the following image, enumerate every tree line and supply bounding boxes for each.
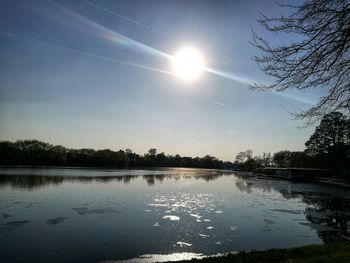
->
[0,141,235,169]
[1,112,349,177]
[235,112,350,178]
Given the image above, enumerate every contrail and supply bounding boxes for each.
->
[213,101,231,107]
[205,67,315,105]
[48,0,173,60]
[0,31,174,76]
[49,0,315,106]
[81,0,167,36]
[49,0,258,87]
[3,1,316,107]
[0,31,313,106]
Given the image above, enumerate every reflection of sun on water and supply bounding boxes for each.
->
[172,47,205,82]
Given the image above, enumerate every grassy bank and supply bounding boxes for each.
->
[170,243,350,263]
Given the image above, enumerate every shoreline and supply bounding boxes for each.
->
[0,165,231,172]
[165,243,350,263]
[0,165,349,188]
[255,172,350,189]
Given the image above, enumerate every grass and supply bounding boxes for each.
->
[169,243,350,263]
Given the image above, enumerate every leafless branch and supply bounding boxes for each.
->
[251,0,350,125]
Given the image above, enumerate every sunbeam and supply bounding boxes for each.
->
[205,67,253,85]
[0,0,317,107]
[48,0,172,60]
[0,31,174,76]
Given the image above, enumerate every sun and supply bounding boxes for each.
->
[172,47,205,82]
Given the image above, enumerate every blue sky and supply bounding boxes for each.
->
[0,0,321,161]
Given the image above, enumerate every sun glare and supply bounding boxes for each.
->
[172,47,205,82]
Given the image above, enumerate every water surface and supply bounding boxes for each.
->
[0,167,349,262]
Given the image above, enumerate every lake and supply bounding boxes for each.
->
[0,167,349,263]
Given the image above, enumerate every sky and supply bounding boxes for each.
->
[0,0,322,161]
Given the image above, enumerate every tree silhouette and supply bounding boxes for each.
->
[235,149,253,163]
[255,152,272,167]
[273,151,292,168]
[0,140,238,169]
[252,0,350,124]
[305,112,350,175]
[148,148,157,156]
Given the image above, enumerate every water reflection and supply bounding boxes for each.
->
[0,169,231,190]
[0,174,137,189]
[234,175,350,243]
[7,173,347,242]
[1,171,350,244]
[105,252,205,263]
[1,168,350,263]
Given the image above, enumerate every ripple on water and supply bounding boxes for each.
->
[162,215,180,221]
[72,207,119,216]
[2,213,11,219]
[190,214,202,219]
[149,193,216,217]
[2,220,30,230]
[6,220,30,226]
[270,209,303,215]
[206,226,214,230]
[176,242,192,247]
[153,222,160,227]
[148,203,168,207]
[46,217,66,225]
[264,219,275,225]
[230,226,238,231]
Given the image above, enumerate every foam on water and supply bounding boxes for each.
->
[162,215,180,221]
[176,242,192,247]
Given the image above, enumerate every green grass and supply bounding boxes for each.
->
[169,243,350,263]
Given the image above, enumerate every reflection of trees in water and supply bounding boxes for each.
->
[235,181,254,194]
[142,174,167,186]
[141,171,235,186]
[0,175,65,190]
[143,175,156,186]
[2,171,349,243]
[0,175,138,190]
[140,172,231,186]
[295,192,350,243]
[0,170,234,189]
[235,177,350,243]
[304,206,350,243]
[235,174,274,194]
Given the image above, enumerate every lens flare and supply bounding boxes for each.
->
[172,47,205,82]
[0,1,315,106]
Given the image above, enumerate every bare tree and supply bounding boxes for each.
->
[235,149,253,163]
[251,0,350,124]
